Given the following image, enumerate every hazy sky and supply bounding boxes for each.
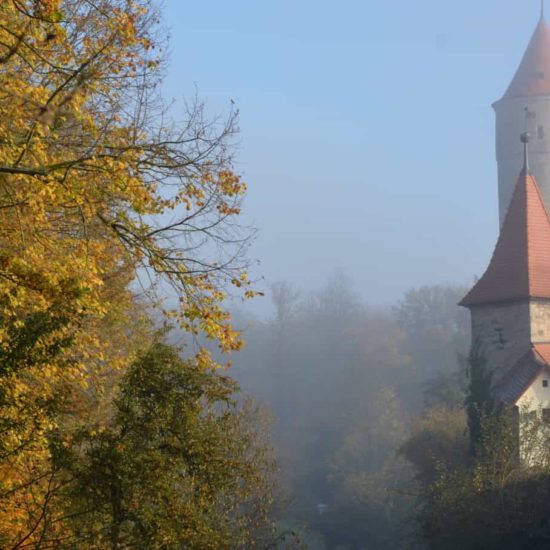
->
[162,0,542,309]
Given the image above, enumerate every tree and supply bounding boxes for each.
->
[403,348,550,550]
[465,345,495,457]
[0,259,147,547]
[400,407,469,486]
[61,343,279,549]
[324,388,414,549]
[407,412,550,550]
[0,0,262,543]
[233,275,420,548]
[394,285,470,384]
[0,0,256,352]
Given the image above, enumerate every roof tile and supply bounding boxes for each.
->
[534,342,550,364]
[460,170,550,307]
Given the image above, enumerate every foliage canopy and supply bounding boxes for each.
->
[0,1,274,546]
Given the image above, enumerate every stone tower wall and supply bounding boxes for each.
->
[494,95,550,224]
[470,300,550,381]
[529,299,550,342]
[470,301,532,380]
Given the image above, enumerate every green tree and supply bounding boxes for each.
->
[64,343,280,549]
[0,0,260,540]
[324,388,414,549]
[400,406,469,485]
[403,349,550,550]
[409,412,550,550]
[465,345,494,457]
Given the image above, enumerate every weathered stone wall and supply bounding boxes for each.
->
[470,301,532,381]
[529,299,550,343]
[469,300,550,382]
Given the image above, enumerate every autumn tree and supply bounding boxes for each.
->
[0,0,255,348]
[0,0,264,544]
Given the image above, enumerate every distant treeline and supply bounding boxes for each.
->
[231,274,470,549]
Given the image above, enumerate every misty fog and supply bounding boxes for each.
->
[223,276,469,547]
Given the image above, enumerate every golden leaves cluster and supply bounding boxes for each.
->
[0,0,257,544]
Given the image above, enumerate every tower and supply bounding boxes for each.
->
[460,6,550,458]
[494,12,550,224]
[461,135,550,418]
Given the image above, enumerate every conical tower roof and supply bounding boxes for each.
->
[461,143,550,307]
[501,17,550,100]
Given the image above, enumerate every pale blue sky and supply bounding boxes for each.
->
[162,0,543,308]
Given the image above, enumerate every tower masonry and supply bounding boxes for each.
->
[461,133,550,460]
[461,10,550,457]
[461,135,550,382]
[495,17,550,224]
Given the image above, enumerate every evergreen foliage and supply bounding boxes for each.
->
[465,344,494,457]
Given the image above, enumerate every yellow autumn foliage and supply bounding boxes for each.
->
[0,0,259,545]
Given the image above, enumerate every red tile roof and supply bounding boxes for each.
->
[460,170,550,307]
[534,342,550,364]
[501,18,550,100]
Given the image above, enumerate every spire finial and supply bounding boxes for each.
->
[542,0,545,20]
[521,132,531,175]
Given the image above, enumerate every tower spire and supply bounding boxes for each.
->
[542,0,546,20]
[459,160,550,308]
[522,132,531,175]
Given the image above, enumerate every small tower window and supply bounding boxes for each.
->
[543,408,550,423]
[543,379,549,388]
[538,125,545,140]
[536,71,546,80]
